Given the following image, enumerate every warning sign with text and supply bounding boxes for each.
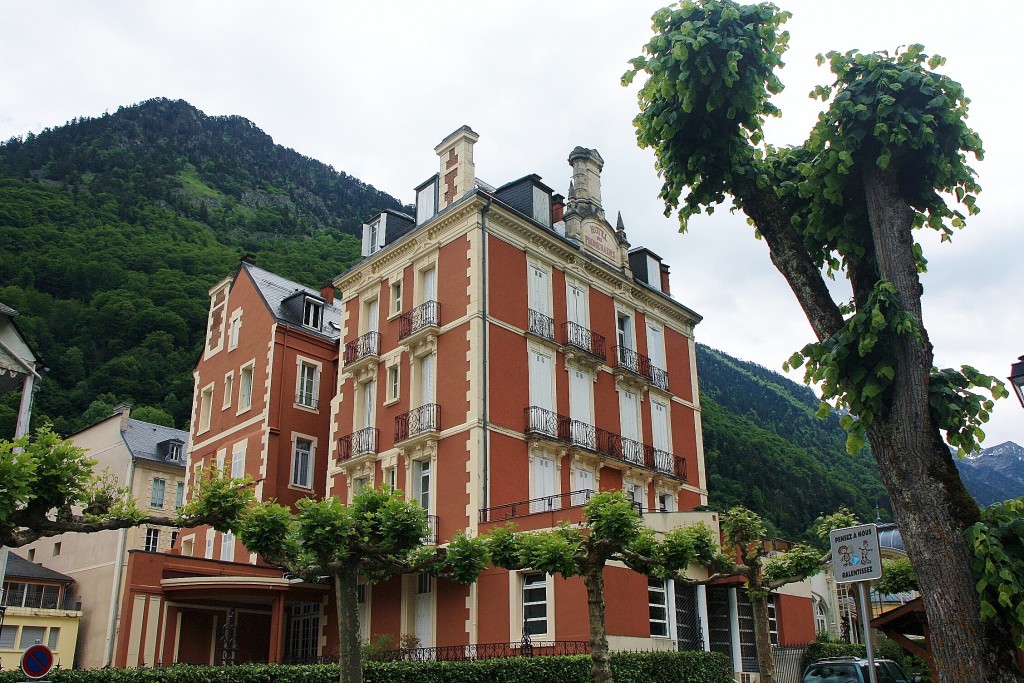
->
[829,523,883,583]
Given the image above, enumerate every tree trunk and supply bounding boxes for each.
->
[583,564,613,683]
[856,166,1021,683]
[749,591,776,683]
[334,564,363,683]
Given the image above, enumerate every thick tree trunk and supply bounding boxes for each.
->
[861,166,1021,683]
[334,564,363,683]
[749,591,777,683]
[584,565,613,683]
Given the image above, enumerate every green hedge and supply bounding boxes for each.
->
[0,651,734,683]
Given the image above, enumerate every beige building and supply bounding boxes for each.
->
[18,405,188,668]
[0,552,82,670]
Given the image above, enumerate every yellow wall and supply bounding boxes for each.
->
[0,609,81,670]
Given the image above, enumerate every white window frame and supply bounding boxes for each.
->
[363,296,380,334]
[648,576,671,638]
[386,362,401,405]
[221,531,235,562]
[416,180,437,225]
[231,448,245,479]
[238,361,255,414]
[198,383,214,434]
[302,297,323,330]
[205,533,215,559]
[528,346,555,413]
[291,434,316,490]
[527,261,552,318]
[295,357,321,410]
[227,309,242,350]
[390,279,403,316]
[616,309,634,351]
[222,371,234,410]
[144,528,160,553]
[529,451,559,513]
[514,571,553,641]
[566,280,588,327]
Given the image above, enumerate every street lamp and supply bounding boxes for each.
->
[1010,356,1024,409]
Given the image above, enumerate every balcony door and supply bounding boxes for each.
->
[531,454,557,513]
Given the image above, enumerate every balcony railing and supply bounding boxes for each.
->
[528,309,555,340]
[423,514,439,544]
[523,406,686,481]
[338,427,379,461]
[562,321,607,361]
[613,345,668,390]
[286,641,592,664]
[344,331,381,365]
[395,403,441,442]
[2,590,81,611]
[295,393,319,410]
[398,300,440,340]
[480,489,596,523]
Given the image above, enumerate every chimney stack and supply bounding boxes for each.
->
[660,263,671,296]
[567,147,605,214]
[320,281,336,305]
[113,402,132,431]
[551,194,565,224]
[435,125,480,211]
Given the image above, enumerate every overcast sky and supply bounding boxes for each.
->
[2,1,1022,448]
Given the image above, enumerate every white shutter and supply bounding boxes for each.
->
[569,368,590,423]
[361,223,371,257]
[364,380,376,429]
[423,267,436,302]
[619,391,640,441]
[646,323,665,370]
[572,467,594,506]
[420,354,435,406]
[652,401,670,452]
[567,284,586,325]
[529,265,550,316]
[531,456,557,512]
[414,576,433,647]
[529,350,553,412]
[368,299,379,333]
[231,450,245,478]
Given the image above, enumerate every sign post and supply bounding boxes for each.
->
[21,643,55,680]
[829,523,883,683]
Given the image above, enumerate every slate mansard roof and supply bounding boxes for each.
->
[122,419,189,468]
[5,552,75,585]
[241,262,342,341]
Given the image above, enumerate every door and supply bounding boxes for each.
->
[368,299,379,333]
[569,368,593,447]
[619,390,641,463]
[529,350,554,432]
[414,573,433,647]
[422,267,436,302]
[652,400,670,472]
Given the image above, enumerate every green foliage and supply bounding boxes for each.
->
[0,652,735,683]
[0,98,402,437]
[965,497,1024,645]
[176,467,255,534]
[361,634,397,662]
[878,556,918,595]
[812,508,859,548]
[801,640,866,670]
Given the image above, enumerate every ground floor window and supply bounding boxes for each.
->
[287,603,320,662]
[522,572,548,636]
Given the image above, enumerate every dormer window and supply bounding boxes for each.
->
[168,441,184,462]
[416,176,438,225]
[303,298,323,330]
[362,218,385,256]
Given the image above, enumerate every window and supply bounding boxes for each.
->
[221,531,235,562]
[26,548,35,562]
[657,492,676,513]
[361,380,376,428]
[170,530,179,549]
[145,528,160,553]
[292,438,313,489]
[619,390,641,461]
[199,385,214,432]
[151,478,166,508]
[205,536,214,559]
[387,365,400,402]
[303,298,323,330]
[413,460,431,513]
[528,349,554,413]
[364,219,384,255]
[228,314,241,350]
[175,482,185,510]
[52,542,61,556]
[365,298,379,333]
[231,449,245,478]
[530,455,557,513]
[522,573,548,636]
[47,627,60,649]
[384,466,397,490]
[649,577,669,637]
[528,263,552,337]
[296,361,320,408]
[391,280,403,314]
[182,537,194,557]
[0,626,16,649]
[616,312,633,350]
[571,466,594,506]
[167,441,183,462]
[20,626,45,648]
[223,372,234,409]
[239,363,254,410]
[567,282,587,326]
[416,180,437,224]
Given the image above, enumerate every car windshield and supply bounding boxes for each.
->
[876,661,911,683]
[804,663,859,683]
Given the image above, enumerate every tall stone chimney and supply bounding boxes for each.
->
[113,402,132,431]
[434,125,479,211]
[567,147,605,217]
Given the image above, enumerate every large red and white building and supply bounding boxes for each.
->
[114,127,815,678]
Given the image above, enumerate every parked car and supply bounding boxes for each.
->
[801,656,922,683]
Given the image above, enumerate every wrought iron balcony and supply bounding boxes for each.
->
[423,514,439,545]
[480,489,596,523]
[398,300,440,340]
[344,331,381,365]
[524,405,560,439]
[395,403,441,442]
[561,321,607,361]
[613,345,668,390]
[528,309,555,340]
[338,427,378,461]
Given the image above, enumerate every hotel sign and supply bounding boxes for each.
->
[581,221,620,267]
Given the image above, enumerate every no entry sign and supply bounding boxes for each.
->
[21,643,54,679]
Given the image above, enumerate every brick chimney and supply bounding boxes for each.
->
[435,125,479,211]
[660,263,671,296]
[320,280,335,305]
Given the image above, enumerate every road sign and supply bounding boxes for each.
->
[21,643,54,679]
[829,523,883,583]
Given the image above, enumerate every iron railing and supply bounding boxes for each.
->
[480,489,595,523]
[523,406,686,481]
[395,403,441,442]
[398,301,440,340]
[1,589,81,611]
[613,345,668,390]
[337,427,379,461]
[343,331,381,364]
[528,309,555,340]
[295,393,319,410]
[562,321,607,361]
[373,640,592,662]
[423,514,439,544]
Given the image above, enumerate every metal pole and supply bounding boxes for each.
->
[858,581,878,683]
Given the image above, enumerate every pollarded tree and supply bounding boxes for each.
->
[237,486,489,683]
[624,2,1020,680]
[488,491,730,683]
[0,425,252,548]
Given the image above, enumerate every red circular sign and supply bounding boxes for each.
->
[21,644,54,679]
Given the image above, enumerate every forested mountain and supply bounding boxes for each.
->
[2,99,1014,541]
[0,98,404,436]
[696,345,890,538]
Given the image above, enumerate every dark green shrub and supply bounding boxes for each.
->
[801,640,866,669]
[0,651,733,683]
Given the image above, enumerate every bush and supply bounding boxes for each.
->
[801,640,866,669]
[0,651,734,683]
